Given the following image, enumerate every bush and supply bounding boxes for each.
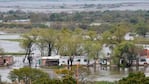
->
[32,78,62,84]
[63,75,76,84]
[55,68,74,75]
[8,67,49,83]
[97,81,115,84]
[118,71,149,84]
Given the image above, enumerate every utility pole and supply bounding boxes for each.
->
[0,75,1,83]
[76,63,79,84]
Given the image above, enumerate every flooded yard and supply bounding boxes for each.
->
[0,56,149,82]
[0,33,148,82]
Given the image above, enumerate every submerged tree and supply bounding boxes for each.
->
[135,23,149,37]
[20,29,38,66]
[58,28,84,68]
[113,41,140,67]
[40,29,57,56]
[101,23,131,67]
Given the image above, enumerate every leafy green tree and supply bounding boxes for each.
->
[0,48,4,55]
[58,28,84,67]
[101,24,131,66]
[32,78,62,84]
[135,23,149,37]
[40,29,57,56]
[20,29,38,65]
[84,40,101,60]
[113,41,139,67]
[60,28,82,55]
[63,75,76,84]
[58,28,72,56]
[83,30,102,67]
[8,67,49,84]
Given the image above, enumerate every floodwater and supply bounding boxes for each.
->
[0,0,149,12]
[0,34,23,53]
[0,33,149,82]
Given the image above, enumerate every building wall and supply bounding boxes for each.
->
[0,56,14,65]
[59,56,94,66]
[41,56,94,66]
[41,59,46,66]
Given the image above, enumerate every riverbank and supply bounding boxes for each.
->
[0,28,30,34]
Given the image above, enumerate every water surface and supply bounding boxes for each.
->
[0,0,148,12]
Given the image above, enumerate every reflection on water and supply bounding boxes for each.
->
[86,65,149,82]
[0,40,24,53]
[0,34,20,39]
[0,34,24,53]
[1,56,149,82]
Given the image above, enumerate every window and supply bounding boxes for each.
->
[140,59,146,62]
[77,59,80,62]
[84,59,87,62]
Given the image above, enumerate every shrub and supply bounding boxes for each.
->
[119,71,149,84]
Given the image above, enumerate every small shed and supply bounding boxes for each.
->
[0,56,14,66]
[59,56,94,66]
[41,55,60,66]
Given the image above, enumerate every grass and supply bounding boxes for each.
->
[94,81,116,84]
[40,65,65,69]
[0,39,22,42]
[0,52,26,55]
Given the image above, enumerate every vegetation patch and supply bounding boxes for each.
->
[0,52,26,55]
[1,39,22,42]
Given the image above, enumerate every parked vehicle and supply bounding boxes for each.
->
[132,58,148,66]
[139,58,147,65]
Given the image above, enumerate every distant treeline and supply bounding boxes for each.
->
[0,10,149,32]
[0,10,149,23]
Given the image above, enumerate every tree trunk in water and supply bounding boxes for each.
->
[70,57,73,67]
[28,48,32,66]
[67,59,70,69]
[136,57,139,70]
[23,49,29,63]
[23,42,32,63]
[48,44,52,56]
[94,59,96,72]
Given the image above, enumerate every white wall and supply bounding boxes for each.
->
[59,56,94,66]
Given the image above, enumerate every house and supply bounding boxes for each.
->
[41,55,60,66]
[124,32,135,40]
[40,55,94,66]
[139,49,149,64]
[10,19,30,23]
[89,23,101,26]
[59,56,94,66]
[145,32,149,38]
[131,49,149,66]
[0,56,14,66]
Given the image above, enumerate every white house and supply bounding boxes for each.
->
[41,55,60,66]
[124,32,135,40]
[40,55,94,66]
[59,56,94,66]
